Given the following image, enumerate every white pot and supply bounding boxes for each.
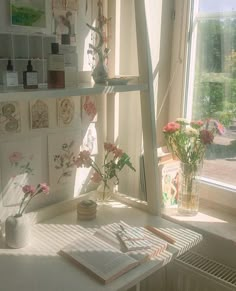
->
[5,215,31,248]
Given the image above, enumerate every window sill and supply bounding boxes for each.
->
[162,201,236,244]
[162,201,236,269]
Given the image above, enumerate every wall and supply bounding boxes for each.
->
[0,0,93,72]
[0,0,105,221]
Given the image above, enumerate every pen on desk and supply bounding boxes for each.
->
[145,225,176,244]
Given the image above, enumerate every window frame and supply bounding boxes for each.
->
[182,0,236,210]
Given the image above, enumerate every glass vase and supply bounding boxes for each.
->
[177,162,202,216]
[96,180,113,203]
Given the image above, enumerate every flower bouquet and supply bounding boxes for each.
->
[163,118,218,215]
[17,183,50,216]
[74,143,136,201]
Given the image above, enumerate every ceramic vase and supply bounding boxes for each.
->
[92,59,108,84]
[177,162,202,216]
[5,214,31,248]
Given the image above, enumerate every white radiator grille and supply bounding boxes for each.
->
[175,251,236,291]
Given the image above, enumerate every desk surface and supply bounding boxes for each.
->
[0,201,202,291]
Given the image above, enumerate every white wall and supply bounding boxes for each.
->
[0,0,105,221]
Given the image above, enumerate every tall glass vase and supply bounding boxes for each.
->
[177,162,202,216]
[96,180,113,203]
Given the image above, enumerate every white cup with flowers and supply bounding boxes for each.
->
[5,183,50,248]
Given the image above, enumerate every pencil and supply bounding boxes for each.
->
[145,225,176,244]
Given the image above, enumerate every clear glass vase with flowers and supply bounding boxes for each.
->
[163,118,223,215]
[74,143,136,202]
[5,183,50,248]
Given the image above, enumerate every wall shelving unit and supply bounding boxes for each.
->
[0,82,148,101]
[0,32,56,85]
[0,0,161,216]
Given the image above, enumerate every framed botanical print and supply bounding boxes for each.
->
[10,0,46,28]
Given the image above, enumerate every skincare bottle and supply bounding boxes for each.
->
[3,60,19,87]
[23,60,38,89]
[47,43,65,89]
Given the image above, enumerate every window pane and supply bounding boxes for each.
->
[188,0,236,188]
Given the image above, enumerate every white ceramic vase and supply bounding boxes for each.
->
[5,214,31,248]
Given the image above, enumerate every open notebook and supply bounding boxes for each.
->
[59,221,168,284]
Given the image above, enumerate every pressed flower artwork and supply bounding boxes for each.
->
[30,99,49,129]
[0,101,21,134]
[82,123,98,155]
[1,137,42,206]
[48,131,81,187]
[57,96,81,128]
[81,95,97,123]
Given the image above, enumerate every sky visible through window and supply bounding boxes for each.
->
[199,0,236,13]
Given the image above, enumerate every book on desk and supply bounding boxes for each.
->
[59,222,169,284]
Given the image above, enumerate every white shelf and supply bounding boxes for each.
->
[0,82,148,101]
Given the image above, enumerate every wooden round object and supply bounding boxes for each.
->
[77,200,97,220]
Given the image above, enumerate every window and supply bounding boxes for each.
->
[186,0,236,198]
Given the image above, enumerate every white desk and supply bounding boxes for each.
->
[0,201,202,291]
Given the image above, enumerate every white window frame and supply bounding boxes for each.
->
[106,0,176,215]
[175,0,236,211]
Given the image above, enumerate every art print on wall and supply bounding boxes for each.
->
[52,0,79,43]
[82,123,98,155]
[30,99,49,129]
[0,101,21,134]
[48,131,81,187]
[10,0,46,28]
[52,0,79,11]
[81,95,97,124]
[57,97,75,127]
[1,137,42,206]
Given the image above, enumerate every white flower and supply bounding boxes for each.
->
[184,127,198,136]
[176,118,189,125]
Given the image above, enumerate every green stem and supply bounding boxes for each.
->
[19,185,41,215]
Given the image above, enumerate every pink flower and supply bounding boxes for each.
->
[212,120,225,135]
[74,150,92,168]
[39,183,50,194]
[113,148,123,158]
[9,152,23,163]
[74,157,83,167]
[163,122,180,133]
[104,142,117,152]
[190,120,204,128]
[91,172,103,183]
[200,130,214,145]
[22,185,36,195]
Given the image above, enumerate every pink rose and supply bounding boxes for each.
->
[22,185,36,195]
[163,122,180,133]
[91,172,103,183]
[104,143,117,152]
[74,157,83,168]
[74,150,92,168]
[113,148,123,158]
[39,183,50,194]
[9,152,23,163]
